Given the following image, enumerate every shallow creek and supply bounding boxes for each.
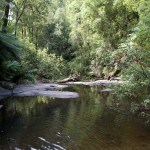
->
[0,85,150,150]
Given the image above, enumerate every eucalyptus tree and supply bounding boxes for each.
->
[0,0,12,32]
[0,0,23,81]
[0,0,22,62]
[41,0,75,60]
[2,0,50,49]
[0,0,6,27]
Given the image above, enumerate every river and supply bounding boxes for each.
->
[0,85,150,150]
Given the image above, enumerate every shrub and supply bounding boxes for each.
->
[22,40,69,80]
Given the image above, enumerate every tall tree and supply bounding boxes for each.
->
[2,0,10,32]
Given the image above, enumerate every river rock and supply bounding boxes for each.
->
[101,88,114,92]
[13,83,68,94]
[66,80,125,86]
[0,87,11,100]
[0,83,78,99]
[14,90,79,99]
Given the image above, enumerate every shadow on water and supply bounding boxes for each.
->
[0,85,150,150]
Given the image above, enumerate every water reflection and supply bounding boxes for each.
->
[0,85,150,150]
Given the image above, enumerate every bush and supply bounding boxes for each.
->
[22,40,69,80]
[37,49,69,80]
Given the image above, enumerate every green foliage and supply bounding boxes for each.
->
[43,20,75,60]
[65,0,140,76]
[1,60,37,82]
[0,0,149,85]
[0,32,23,81]
[114,0,150,83]
[41,0,75,61]
[37,49,69,80]
[0,0,6,26]
[144,98,150,107]
[0,33,22,61]
[22,40,69,80]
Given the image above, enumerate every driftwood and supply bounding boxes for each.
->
[58,73,80,83]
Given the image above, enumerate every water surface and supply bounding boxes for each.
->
[0,85,150,150]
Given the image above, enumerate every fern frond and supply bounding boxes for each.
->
[0,33,22,61]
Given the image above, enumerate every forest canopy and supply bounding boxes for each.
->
[0,0,149,85]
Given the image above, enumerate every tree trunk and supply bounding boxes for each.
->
[36,28,38,49]
[15,10,19,36]
[2,2,10,33]
[24,27,26,37]
[32,27,34,41]
[22,28,24,39]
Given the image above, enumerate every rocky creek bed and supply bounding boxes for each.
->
[0,83,79,100]
[0,80,125,100]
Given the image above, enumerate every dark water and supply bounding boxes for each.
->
[0,85,150,150]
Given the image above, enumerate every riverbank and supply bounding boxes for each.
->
[0,83,79,100]
[0,80,125,100]
[65,79,125,86]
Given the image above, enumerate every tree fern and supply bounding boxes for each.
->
[0,32,22,62]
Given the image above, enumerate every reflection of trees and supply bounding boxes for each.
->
[4,96,55,117]
[0,85,117,149]
[62,85,112,146]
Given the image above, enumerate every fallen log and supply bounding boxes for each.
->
[58,73,80,83]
